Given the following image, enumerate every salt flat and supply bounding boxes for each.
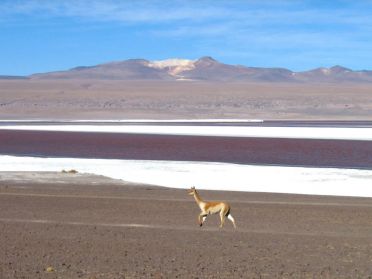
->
[1,124,372,140]
[1,123,372,197]
[2,155,372,197]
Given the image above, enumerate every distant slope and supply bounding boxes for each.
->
[31,59,172,80]
[29,57,372,83]
[0,75,28,80]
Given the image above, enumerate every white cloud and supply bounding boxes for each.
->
[2,1,372,32]
[1,0,229,23]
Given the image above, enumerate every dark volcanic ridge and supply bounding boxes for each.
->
[28,57,372,83]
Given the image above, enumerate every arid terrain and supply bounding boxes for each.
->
[2,60,372,279]
[2,1,372,278]
[1,79,372,120]
[1,172,372,278]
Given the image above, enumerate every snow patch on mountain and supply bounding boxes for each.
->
[148,58,196,77]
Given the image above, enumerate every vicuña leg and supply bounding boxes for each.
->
[198,213,207,227]
[219,211,226,228]
[228,214,237,229]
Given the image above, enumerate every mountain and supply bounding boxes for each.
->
[31,59,173,80]
[294,65,372,83]
[29,57,372,83]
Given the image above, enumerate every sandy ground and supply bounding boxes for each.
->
[1,80,372,120]
[1,172,372,278]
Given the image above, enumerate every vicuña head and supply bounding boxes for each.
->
[188,186,236,229]
[187,186,196,196]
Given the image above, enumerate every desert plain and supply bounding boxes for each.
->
[1,79,372,120]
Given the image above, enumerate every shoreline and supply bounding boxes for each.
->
[2,171,372,203]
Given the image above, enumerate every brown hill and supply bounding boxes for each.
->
[29,57,372,83]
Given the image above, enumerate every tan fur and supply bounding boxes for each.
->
[188,186,237,229]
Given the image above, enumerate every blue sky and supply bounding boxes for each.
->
[1,0,372,75]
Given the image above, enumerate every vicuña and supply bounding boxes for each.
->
[188,186,237,229]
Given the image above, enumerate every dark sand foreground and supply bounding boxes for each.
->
[1,173,372,278]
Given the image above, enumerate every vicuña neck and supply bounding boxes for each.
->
[193,191,204,205]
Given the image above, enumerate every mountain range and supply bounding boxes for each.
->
[3,56,372,83]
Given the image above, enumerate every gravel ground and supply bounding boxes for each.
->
[1,173,372,278]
